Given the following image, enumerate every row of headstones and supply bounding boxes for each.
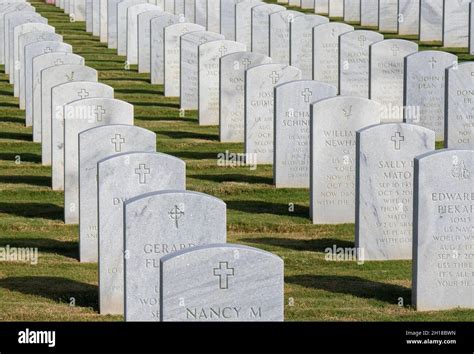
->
[313,0,473,52]
[66,1,472,311]
[1,0,285,321]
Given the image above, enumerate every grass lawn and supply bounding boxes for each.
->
[0,0,472,321]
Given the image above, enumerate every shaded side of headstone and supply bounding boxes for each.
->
[356,123,435,260]
[137,10,164,73]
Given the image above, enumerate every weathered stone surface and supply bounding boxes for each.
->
[180,31,224,110]
[445,62,474,149]
[64,98,134,225]
[79,125,156,263]
[160,244,284,321]
[289,15,328,80]
[124,191,227,321]
[369,39,418,122]
[310,96,381,224]
[312,22,353,90]
[404,50,457,141]
[198,39,246,125]
[356,123,435,260]
[339,30,383,97]
[274,80,337,188]
[245,64,302,165]
[98,152,185,315]
[413,149,474,311]
[219,51,272,142]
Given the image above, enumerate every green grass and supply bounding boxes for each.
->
[0,1,472,321]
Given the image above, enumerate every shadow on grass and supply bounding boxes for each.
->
[0,153,41,163]
[0,175,50,187]
[228,200,310,217]
[191,173,273,185]
[242,237,353,252]
[0,238,77,260]
[0,277,98,310]
[0,102,18,108]
[135,115,196,123]
[0,202,62,221]
[0,116,24,124]
[0,132,31,141]
[159,130,217,141]
[167,150,219,160]
[128,101,180,109]
[286,274,411,305]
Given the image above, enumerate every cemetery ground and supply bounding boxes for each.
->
[0,1,472,322]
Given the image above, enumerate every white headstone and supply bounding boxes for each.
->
[419,0,443,42]
[314,0,329,14]
[269,10,303,65]
[124,191,227,321]
[99,0,108,42]
[343,0,360,23]
[360,0,378,27]
[329,0,343,17]
[195,0,207,26]
[126,3,158,64]
[207,0,220,33]
[356,123,435,260]
[251,4,285,56]
[413,149,474,311]
[137,9,164,73]
[98,152,186,315]
[79,125,156,263]
[442,0,470,48]
[398,0,420,35]
[117,0,147,56]
[378,0,398,33]
[235,0,262,49]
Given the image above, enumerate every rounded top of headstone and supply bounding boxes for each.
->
[313,21,354,33]
[339,29,384,41]
[125,190,226,209]
[370,38,419,52]
[98,151,185,170]
[252,3,286,14]
[415,148,474,164]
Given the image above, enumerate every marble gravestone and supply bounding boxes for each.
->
[356,123,435,261]
[107,0,122,48]
[4,11,44,75]
[419,0,443,42]
[150,14,181,85]
[343,0,360,23]
[92,0,100,36]
[251,4,285,56]
[207,0,220,33]
[79,125,156,263]
[160,244,284,321]
[18,31,61,109]
[195,0,206,27]
[13,22,54,89]
[164,0,175,13]
[445,62,474,149]
[369,39,418,122]
[51,82,114,191]
[175,0,185,15]
[471,2,474,55]
[378,0,398,33]
[290,15,328,80]
[0,3,35,65]
[301,0,314,9]
[397,0,419,36]
[137,10,165,73]
[443,0,470,48]
[184,0,195,22]
[99,0,108,42]
[70,0,86,21]
[64,98,134,225]
[219,52,272,143]
[269,10,303,65]
[198,40,246,125]
[245,64,302,165]
[85,0,92,33]
[288,0,300,6]
[329,0,343,17]
[30,51,82,140]
[235,0,262,50]
[98,152,186,315]
[404,51,457,141]
[180,31,224,110]
[124,191,227,322]
[314,0,329,14]
[220,0,241,40]
[126,3,158,64]
[274,80,337,188]
[312,22,353,90]
[360,0,378,27]
[339,30,383,97]
[310,96,380,224]
[413,149,474,311]
[164,22,204,97]
[117,0,148,56]
[41,65,98,165]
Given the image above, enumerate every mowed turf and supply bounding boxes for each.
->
[0,0,472,321]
